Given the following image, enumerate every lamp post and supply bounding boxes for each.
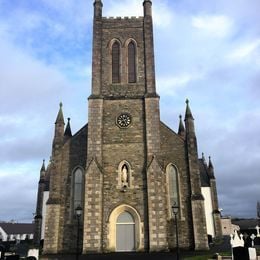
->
[75,205,83,260]
[172,204,180,260]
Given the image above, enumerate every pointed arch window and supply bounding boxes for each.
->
[128,41,136,83]
[112,41,120,83]
[167,164,179,211]
[73,168,83,213]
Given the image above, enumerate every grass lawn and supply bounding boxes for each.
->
[183,255,213,260]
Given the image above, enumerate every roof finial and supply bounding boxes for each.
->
[55,102,65,124]
[185,98,194,120]
[208,156,215,179]
[40,159,46,179]
[208,156,213,168]
[40,159,46,173]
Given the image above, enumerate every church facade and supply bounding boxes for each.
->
[34,0,222,255]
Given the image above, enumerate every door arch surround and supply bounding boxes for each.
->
[107,204,143,252]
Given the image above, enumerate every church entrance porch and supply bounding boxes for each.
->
[107,204,143,252]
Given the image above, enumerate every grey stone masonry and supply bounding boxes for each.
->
[91,1,102,95]
[83,159,103,253]
[143,1,156,94]
[147,157,168,251]
[191,199,208,250]
[33,164,45,245]
[185,115,209,249]
[100,18,145,97]
[87,98,103,164]
[145,97,160,158]
[43,204,60,254]
[210,179,222,237]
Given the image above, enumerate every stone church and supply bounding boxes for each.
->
[34,0,222,255]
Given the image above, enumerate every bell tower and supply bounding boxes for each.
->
[84,0,164,252]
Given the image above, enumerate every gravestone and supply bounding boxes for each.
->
[250,234,256,247]
[230,230,244,248]
[232,246,249,260]
[231,230,249,260]
[27,248,39,260]
[254,226,260,245]
[248,247,257,260]
[256,225,260,237]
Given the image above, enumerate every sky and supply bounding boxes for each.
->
[0,0,259,223]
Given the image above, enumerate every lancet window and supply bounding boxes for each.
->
[128,41,136,83]
[112,41,121,83]
[73,168,83,213]
[167,164,180,216]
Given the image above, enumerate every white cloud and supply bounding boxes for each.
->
[157,72,204,95]
[104,0,173,28]
[227,39,260,63]
[192,15,233,38]
[0,29,72,113]
[104,0,142,17]
[152,2,173,28]
[0,163,39,222]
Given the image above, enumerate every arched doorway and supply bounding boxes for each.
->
[116,211,135,251]
[107,204,143,252]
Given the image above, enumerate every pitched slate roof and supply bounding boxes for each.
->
[0,223,34,235]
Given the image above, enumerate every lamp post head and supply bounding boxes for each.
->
[75,205,83,217]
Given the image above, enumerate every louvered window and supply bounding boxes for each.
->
[128,42,136,83]
[112,42,120,83]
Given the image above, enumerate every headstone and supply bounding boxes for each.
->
[256,225,260,237]
[27,248,39,260]
[232,246,249,260]
[248,247,257,260]
[250,234,256,247]
[230,230,244,247]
